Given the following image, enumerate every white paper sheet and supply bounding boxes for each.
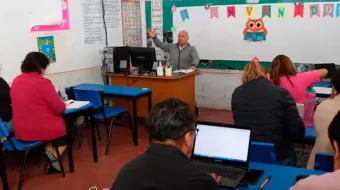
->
[29,0,63,29]
[313,87,332,95]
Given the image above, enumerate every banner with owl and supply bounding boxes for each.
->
[243,18,267,43]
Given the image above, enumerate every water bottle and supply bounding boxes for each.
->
[303,93,316,127]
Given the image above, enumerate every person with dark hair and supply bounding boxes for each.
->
[232,60,304,166]
[11,52,67,174]
[0,77,13,133]
[307,68,340,169]
[291,112,340,189]
[112,98,220,190]
[270,55,328,103]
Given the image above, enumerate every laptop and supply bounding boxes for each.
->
[192,122,252,189]
[314,63,335,83]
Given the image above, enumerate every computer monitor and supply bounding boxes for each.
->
[113,46,130,73]
[128,47,157,74]
[314,63,336,79]
[193,123,252,164]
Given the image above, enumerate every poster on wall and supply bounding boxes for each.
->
[82,0,104,44]
[37,36,56,63]
[121,0,142,47]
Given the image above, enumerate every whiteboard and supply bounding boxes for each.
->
[173,3,340,64]
[0,0,123,82]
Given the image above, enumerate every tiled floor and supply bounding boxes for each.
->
[2,108,232,190]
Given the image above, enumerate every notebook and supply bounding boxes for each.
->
[65,100,90,109]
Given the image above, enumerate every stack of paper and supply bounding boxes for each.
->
[173,69,194,74]
[313,87,332,95]
[66,100,90,109]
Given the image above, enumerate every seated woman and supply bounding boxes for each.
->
[11,52,67,173]
[232,61,305,166]
[306,68,340,169]
[0,77,13,133]
[270,55,328,103]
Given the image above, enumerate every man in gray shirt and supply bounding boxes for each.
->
[148,30,200,71]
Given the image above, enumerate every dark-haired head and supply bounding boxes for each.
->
[21,52,50,74]
[328,111,340,170]
[145,98,196,158]
[331,68,340,95]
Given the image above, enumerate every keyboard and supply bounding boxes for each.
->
[195,163,243,180]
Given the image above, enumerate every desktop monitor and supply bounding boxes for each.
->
[113,46,130,73]
[128,47,156,74]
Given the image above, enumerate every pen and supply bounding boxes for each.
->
[260,176,271,189]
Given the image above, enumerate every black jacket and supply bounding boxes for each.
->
[112,143,220,190]
[0,77,12,122]
[232,77,304,161]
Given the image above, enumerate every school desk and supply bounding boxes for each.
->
[104,71,197,117]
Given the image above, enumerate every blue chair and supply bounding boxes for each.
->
[314,152,334,172]
[250,142,276,164]
[0,118,65,190]
[73,89,132,155]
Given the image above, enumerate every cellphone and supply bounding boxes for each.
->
[296,175,309,182]
[240,169,264,185]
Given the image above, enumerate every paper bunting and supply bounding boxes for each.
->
[294,3,304,17]
[276,6,286,18]
[245,6,254,17]
[324,4,334,17]
[180,9,190,21]
[171,5,176,12]
[171,26,177,33]
[227,6,236,18]
[310,4,320,17]
[262,5,271,18]
[337,4,340,17]
[204,3,211,10]
[210,7,219,19]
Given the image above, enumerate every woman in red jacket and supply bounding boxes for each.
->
[11,52,67,173]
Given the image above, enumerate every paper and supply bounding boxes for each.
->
[243,18,267,42]
[245,7,254,17]
[180,9,190,21]
[29,0,63,30]
[82,0,104,44]
[262,5,272,18]
[37,36,56,63]
[31,0,70,32]
[276,6,286,18]
[120,61,127,68]
[310,4,320,17]
[104,0,122,28]
[66,101,90,109]
[227,6,236,18]
[324,4,334,17]
[313,87,332,95]
[173,69,194,74]
[210,7,219,19]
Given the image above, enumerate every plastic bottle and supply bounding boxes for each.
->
[303,93,316,127]
[156,61,164,76]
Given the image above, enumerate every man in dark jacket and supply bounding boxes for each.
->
[0,77,13,133]
[232,75,305,166]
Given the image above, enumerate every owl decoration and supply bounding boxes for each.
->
[243,18,267,43]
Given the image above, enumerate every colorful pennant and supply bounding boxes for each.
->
[227,6,236,18]
[294,5,304,17]
[310,4,320,17]
[245,6,254,17]
[180,9,190,21]
[210,7,219,19]
[337,4,340,17]
[262,5,271,18]
[276,6,286,18]
[324,4,334,17]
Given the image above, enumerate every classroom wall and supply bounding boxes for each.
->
[195,70,242,110]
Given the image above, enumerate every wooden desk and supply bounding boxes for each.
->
[105,72,197,117]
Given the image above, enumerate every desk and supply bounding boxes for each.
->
[66,84,152,146]
[63,103,97,172]
[229,162,325,190]
[104,72,197,116]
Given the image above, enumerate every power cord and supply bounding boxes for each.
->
[101,0,108,47]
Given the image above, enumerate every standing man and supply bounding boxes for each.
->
[148,30,200,71]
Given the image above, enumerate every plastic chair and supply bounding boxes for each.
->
[250,142,276,164]
[0,118,65,190]
[314,152,334,172]
[73,89,133,155]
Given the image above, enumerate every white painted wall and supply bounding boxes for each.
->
[195,70,242,110]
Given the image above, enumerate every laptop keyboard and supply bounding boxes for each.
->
[196,164,243,180]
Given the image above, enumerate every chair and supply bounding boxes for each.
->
[0,118,65,190]
[314,152,334,172]
[73,89,133,155]
[0,144,9,190]
[250,142,276,164]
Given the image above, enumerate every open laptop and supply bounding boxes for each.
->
[192,122,252,189]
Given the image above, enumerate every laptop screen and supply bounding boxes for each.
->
[193,124,251,163]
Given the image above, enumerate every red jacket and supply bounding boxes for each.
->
[10,72,66,141]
